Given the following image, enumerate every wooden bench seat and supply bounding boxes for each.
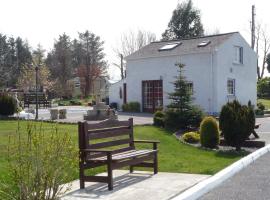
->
[78,118,159,190]
[89,149,157,162]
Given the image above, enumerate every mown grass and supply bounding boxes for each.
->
[0,120,246,183]
[258,98,270,109]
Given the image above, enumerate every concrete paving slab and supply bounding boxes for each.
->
[33,107,153,125]
[61,170,210,200]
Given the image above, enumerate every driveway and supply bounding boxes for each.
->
[27,106,153,125]
[200,152,270,200]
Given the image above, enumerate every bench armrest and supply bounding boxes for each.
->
[133,140,160,150]
[133,140,160,144]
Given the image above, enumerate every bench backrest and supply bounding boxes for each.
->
[78,118,134,159]
[24,93,47,102]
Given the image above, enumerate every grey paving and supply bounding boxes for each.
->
[200,152,270,200]
[24,106,153,125]
[61,170,210,200]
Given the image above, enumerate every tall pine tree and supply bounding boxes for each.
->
[165,62,203,130]
[162,0,204,40]
[168,63,192,112]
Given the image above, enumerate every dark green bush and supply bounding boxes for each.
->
[257,102,265,111]
[182,131,200,144]
[0,95,17,116]
[153,111,165,127]
[200,116,219,148]
[164,106,204,131]
[122,102,140,112]
[219,100,254,151]
[69,99,82,105]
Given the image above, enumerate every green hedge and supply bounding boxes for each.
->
[122,102,140,112]
[0,95,17,116]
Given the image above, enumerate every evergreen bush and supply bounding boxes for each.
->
[0,95,17,116]
[164,62,204,130]
[153,110,165,127]
[182,131,200,144]
[200,116,219,148]
[219,100,254,151]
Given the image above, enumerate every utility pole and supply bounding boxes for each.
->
[120,54,124,80]
[251,5,255,50]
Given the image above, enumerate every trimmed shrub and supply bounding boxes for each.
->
[182,131,200,144]
[200,116,220,148]
[153,111,165,127]
[122,102,140,112]
[0,95,17,116]
[219,100,254,151]
[257,102,265,111]
[164,106,204,131]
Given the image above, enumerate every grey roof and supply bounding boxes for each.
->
[125,32,238,60]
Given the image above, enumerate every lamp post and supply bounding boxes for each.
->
[32,63,42,120]
[35,65,39,120]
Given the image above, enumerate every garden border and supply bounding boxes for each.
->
[172,143,270,200]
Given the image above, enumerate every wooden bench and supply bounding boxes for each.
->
[78,118,159,190]
[23,93,51,108]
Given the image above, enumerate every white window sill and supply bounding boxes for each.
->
[232,61,243,66]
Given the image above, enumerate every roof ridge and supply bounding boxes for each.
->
[152,32,238,44]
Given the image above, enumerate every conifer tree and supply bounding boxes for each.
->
[167,62,192,112]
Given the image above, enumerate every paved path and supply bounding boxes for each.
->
[62,170,210,200]
[200,152,270,200]
[22,106,153,125]
[256,117,270,144]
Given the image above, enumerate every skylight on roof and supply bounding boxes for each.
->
[159,42,181,51]
[198,40,211,47]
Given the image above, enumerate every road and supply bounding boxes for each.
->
[200,116,270,200]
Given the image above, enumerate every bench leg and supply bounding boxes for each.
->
[107,162,113,190]
[154,152,158,174]
[79,164,85,189]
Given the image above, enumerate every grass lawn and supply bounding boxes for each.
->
[0,120,247,183]
[258,98,270,109]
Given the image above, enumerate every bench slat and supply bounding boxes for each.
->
[89,138,131,149]
[90,149,156,161]
[88,129,131,139]
[88,146,134,159]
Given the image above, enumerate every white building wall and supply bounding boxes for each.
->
[109,79,125,109]
[215,33,257,111]
[109,33,257,114]
[126,53,214,113]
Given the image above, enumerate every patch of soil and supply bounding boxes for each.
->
[175,133,260,153]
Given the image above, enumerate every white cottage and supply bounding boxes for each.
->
[109,32,257,114]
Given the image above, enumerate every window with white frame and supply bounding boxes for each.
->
[227,79,235,95]
[186,82,194,95]
[234,46,243,64]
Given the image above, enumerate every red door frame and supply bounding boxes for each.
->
[142,80,163,113]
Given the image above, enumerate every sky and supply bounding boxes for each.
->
[0,0,269,81]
